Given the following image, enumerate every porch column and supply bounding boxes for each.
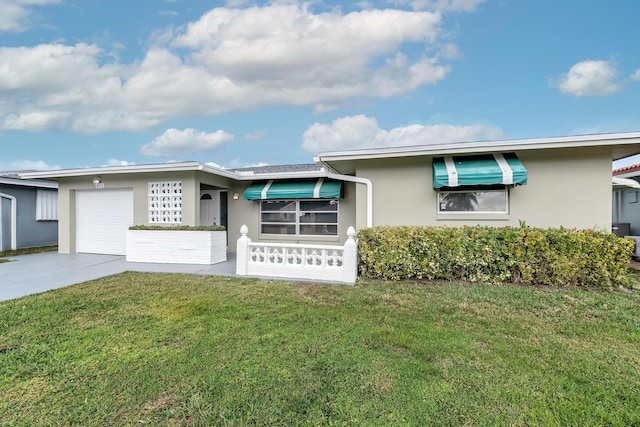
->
[342,226,357,285]
[236,224,250,276]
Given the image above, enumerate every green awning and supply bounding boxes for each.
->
[244,178,343,200]
[432,153,527,188]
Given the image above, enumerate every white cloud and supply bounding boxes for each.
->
[0,3,469,134]
[0,0,61,32]
[0,159,61,171]
[205,161,226,169]
[228,160,270,169]
[631,69,640,81]
[3,110,70,131]
[104,159,135,166]
[225,0,249,6]
[244,130,266,141]
[387,0,485,12]
[370,53,450,97]
[301,115,503,152]
[0,43,138,133]
[205,159,271,169]
[553,60,622,97]
[0,43,107,93]
[166,4,449,103]
[141,128,235,157]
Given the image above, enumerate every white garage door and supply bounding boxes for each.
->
[76,189,133,255]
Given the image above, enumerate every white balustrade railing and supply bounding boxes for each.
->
[235,225,358,285]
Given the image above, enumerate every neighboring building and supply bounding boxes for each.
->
[20,131,640,257]
[612,163,640,236]
[0,172,58,251]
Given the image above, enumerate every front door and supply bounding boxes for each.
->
[200,193,216,225]
[219,191,228,229]
[200,190,228,233]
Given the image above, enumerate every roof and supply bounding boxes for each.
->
[0,170,39,177]
[613,163,640,178]
[0,175,58,189]
[317,131,640,174]
[18,131,640,181]
[19,161,328,181]
[231,164,322,174]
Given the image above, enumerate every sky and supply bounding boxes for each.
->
[1,0,640,172]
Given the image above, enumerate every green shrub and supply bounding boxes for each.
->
[357,225,634,288]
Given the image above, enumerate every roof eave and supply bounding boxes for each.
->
[317,131,640,163]
[20,161,238,180]
[232,170,329,181]
[0,177,58,189]
[18,161,329,182]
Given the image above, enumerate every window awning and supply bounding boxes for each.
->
[244,178,343,200]
[432,153,527,188]
[613,176,640,190]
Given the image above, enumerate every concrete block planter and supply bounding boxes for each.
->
[126,228,227,265]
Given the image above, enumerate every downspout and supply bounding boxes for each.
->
[0,192,17,250]
[324,172,373,228]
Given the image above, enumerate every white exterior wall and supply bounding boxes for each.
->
[126,230,227,264]
[354,146,613,231]
[56,171,232,254]
[225,181,358,253]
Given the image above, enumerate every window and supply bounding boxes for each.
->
[260,199,338,236]
[148,181,182,223]
[36,189,58,221]
[438,187,508,214]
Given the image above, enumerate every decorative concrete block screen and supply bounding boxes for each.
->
[148,181,182,224]
[236,225,358,285]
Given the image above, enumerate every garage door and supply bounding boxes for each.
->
[76,189,133,255]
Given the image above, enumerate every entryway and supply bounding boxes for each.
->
[199,189,228,228]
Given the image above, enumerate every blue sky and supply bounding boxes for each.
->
[1,0,640,171]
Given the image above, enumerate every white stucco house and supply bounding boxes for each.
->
[20,131,640,282]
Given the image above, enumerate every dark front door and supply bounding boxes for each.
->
[220,191,228,244]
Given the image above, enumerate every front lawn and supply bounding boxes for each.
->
[0,245,58,264]
[0,245,57,258]
[1,273,639,426]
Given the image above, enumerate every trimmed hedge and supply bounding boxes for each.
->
[357,226,634,288]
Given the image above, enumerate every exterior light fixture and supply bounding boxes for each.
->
[233,193,240,200]
[92,176,104,188]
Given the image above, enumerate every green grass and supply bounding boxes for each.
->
[626,266,640,288]
[1,273,639,426]
[0,245,57,258]
[0,245,57,263]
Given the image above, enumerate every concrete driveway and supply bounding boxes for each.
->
[0,251,237,302]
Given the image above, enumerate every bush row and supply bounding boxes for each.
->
[357,225,634,288]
